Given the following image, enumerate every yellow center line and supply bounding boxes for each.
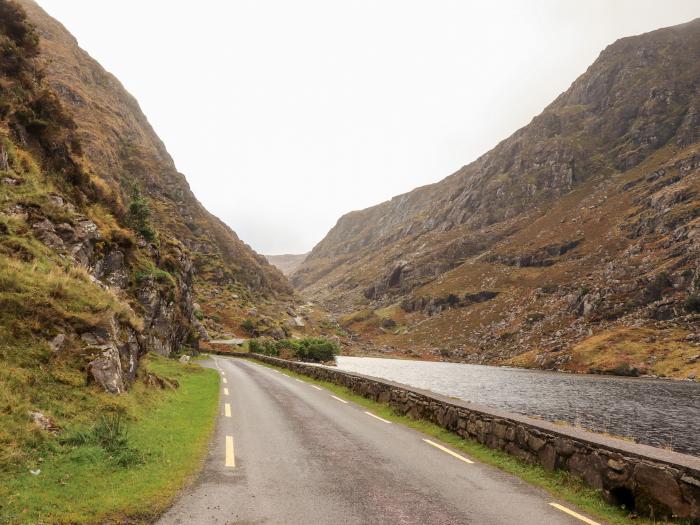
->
[222,377,227,384]
[224,403,232,418]
[225,435,235,467]
[330,395,348,404]
[423,439,474,464]
[310,385,323,391]
[548,503,600,525]
[364,411,391,424]
[223,387,229,395]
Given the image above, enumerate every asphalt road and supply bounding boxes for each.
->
[157,357,602,525]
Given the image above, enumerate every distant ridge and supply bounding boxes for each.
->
[266,253,308,275]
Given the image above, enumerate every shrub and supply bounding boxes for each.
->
[249,337,339,362]
[685,294,700,313]
[127,186,155,241]
[241,318,257,336]
[248,338,278,356]
[295,338,338,362]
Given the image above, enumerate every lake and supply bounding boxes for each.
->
[334,356,700,456]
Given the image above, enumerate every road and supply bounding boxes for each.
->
[157,356,602,525]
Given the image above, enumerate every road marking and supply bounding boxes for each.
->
[222,377,228,384]
[549,503,600,525]
[223,387,229,395]
[364,411,391,424]
[225,435,235,467]
[310,385,323,391]
[294,378,304,383]
[224,403,232,418]
[330,395,348,404]
[423,439,474,464]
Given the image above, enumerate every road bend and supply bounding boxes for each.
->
[157,356,603,525]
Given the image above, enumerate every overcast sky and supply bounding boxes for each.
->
[36,1,700,255]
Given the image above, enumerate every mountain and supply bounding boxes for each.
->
[293,19,700,378]
[266,253,308,275]
[17,0,297,340]
[0,0,295,469]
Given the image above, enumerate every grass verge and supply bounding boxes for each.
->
[0,355,219,525]
[253,358,689,525]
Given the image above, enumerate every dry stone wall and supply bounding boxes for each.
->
[242,353,700,521]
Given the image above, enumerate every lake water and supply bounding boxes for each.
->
[334,356,700,457]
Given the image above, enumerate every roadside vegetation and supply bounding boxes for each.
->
[249,336,338,362]
[0,355,219,524]
[254,360,692,525]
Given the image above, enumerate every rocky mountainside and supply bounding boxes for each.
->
[0,0,296,468]
[294,19,700,379]
[266,253,308,275]
[17,0,296,341]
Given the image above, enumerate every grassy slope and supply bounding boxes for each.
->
[254,359,690,525]
[0,356,219,525]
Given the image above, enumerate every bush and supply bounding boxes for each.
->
[241,318,257,336]
[295,338,338,362]
[127,186,155,241]
[685,294,700,313]
[248,337,338,362]
[248,338,279,356]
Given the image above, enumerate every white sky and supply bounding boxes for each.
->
[36,1,700,255]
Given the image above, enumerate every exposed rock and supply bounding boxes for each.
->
[48,333,65,354]
[88,344,125,394]
[179,355,190,364]
[32,219,63,249]
[28,410,59,434]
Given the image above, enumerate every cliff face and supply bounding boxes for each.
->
[294,19,700,378]
[17,0,295,341]
[1,0,294,409]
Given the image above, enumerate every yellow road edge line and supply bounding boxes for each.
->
[548,503,600,525]
[225,435,235,467]
[224,403,232,418]
[222,377,228,384]
[223,387,229,395]
[310,385,323,391]
[330,395,349,404]
[364,411,391,424]
[423,439,474,464]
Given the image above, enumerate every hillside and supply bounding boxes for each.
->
[0,0,296,474]
[294,19,700,379]
[266,253,308,275]
[16,0,299,342]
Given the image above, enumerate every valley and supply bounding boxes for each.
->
[1,1,699,523]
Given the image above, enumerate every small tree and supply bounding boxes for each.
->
[127,186,155,241]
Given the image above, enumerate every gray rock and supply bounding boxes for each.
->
[88,345,125,394]
[48,333,66,354]
[32,219,64,249]
[179,355,191,364]
[28,410,59,434]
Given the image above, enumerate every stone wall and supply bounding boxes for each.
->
[242,353,700,521]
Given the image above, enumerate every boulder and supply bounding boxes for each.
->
[179,355,191,364]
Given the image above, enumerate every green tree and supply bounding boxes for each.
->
[128,186,155,241]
